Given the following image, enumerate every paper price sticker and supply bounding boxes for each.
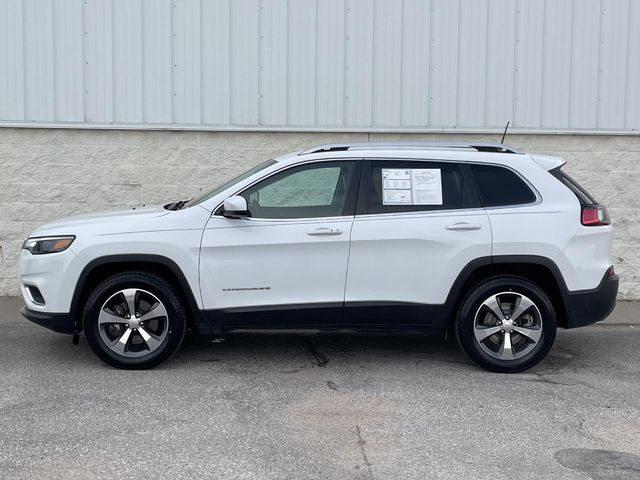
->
[383,189,412,204]
[411,169,443,205]
[381,168,443,206]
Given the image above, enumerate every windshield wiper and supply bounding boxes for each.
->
[164,199,192,211]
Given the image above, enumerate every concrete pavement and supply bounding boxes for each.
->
[1,297,639,479]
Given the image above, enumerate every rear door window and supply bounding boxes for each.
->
[364,160,480,214]
[469,164,537,207]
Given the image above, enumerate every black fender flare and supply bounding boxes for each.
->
[69,254,202,329]
[444,255,572,324]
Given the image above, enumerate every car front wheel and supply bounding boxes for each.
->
[83,272,186,369]
[455,276,557,373]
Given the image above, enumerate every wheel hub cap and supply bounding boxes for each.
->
[502,319,514,332]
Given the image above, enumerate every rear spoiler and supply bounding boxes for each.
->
[529,153,567,171]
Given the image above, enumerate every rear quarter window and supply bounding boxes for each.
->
[560,172,597,205]
[469,164,537,207]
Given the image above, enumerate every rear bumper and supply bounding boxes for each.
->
[20,306,75,334]
[564,273,619,328]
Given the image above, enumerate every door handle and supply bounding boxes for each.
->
[445,222,482,231]
[307,227,343,236]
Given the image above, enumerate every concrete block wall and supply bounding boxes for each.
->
[0,128,638,299]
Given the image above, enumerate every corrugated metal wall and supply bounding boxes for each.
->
[1,0,639,132]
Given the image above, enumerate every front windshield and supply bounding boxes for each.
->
[185,159,277,208]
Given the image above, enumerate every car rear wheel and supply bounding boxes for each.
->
[455,276,557,373]
[83,272,186,369]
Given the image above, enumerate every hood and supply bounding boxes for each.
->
[29,205,169,237]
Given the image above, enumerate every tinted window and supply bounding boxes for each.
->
[366,160,476,214]
[561,172,597,205]
[241,161,357,219]
[469,164,536,207]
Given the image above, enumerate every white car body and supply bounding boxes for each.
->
[19,142,617,349]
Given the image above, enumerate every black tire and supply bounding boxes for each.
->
[455,276,557,373]
[83,272,187,369]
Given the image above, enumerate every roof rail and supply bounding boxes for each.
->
[298,141,522,155]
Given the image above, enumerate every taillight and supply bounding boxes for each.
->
[581,205,610,226]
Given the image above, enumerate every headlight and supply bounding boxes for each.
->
[22,236,75,255]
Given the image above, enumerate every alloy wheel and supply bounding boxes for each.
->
[97,288,169,357]
[473,291,543,360]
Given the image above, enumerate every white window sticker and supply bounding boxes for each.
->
[382,169,411,180]
[381,168,443,206]
[383,179,411,190]
[381,169,413,205]
[411,169,443,205]
[383,189,412,204]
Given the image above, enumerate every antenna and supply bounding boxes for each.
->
[500,121,510,144]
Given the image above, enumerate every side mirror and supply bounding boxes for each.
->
[222,195,249,219]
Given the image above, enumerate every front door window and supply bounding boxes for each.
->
[240,161,358,219]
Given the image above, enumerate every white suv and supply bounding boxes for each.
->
[19,141,618,372]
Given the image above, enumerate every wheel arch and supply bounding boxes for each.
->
[70,254,202,332]
[445,255,571,328]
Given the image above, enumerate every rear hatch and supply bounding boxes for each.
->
[531,153,615,293]
[531,154,610,227]
[550,168,611,227]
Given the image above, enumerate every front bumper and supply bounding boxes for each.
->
[564,272,619,328]
[19,247,80,313]
[20,306,75,334]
